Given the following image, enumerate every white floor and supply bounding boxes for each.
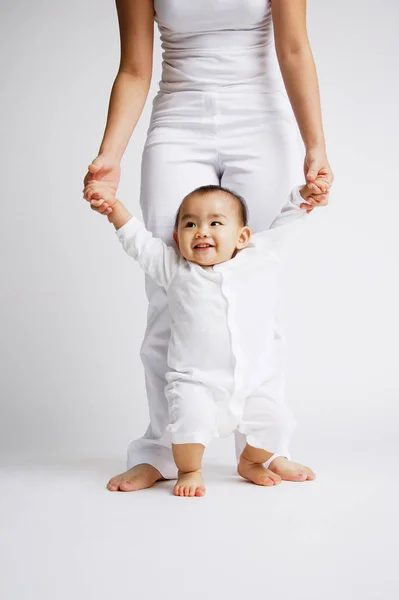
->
[1,439,398,600]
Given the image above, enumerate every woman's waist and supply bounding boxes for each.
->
[157,60,284,95]
[149,87,291,123]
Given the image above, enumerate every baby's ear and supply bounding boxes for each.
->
[173,231,179,248]
[237,226,251,249]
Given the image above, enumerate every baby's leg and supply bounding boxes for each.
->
[172,443,206,497]
[166,377,219,497]
[238,391,315,484]
[238,443,282,486]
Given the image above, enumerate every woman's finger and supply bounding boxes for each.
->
[90,203,103,213]
[311,174,331,193]
[83,173,93,189]
[309,193,327,204]
[313,193,329,206]
[313,180,329,194]
[85,181,110,191]
[90,198,104,207]
[95,203,108,214]
[308,181,324,194]
[85,183,115,202]
[318,178,331,194]
[303,197,317,208]
[85,183,105,196]
[86,191,102,202]
[325,170,334,186]
[301,193,328,210]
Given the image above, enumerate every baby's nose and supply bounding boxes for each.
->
[196,229,209,237]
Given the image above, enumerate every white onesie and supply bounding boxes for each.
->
[116,186,308,452]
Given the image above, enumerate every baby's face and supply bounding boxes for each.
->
[173,191,251,266]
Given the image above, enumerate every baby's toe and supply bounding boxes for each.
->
[108,475,120,485]
[107,475,122,490]
[260,475,274,486]
[119,479,137,491]
[267,471,282,485]
[305,467,316,480]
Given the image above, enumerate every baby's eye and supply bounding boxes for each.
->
[184,222,196,228]
[210,221,222,226]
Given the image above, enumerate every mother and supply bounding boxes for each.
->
[83,0,333,491]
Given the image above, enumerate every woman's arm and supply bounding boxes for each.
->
[99,0,155,160]
[83,0,154,198]
[271,0,333,190]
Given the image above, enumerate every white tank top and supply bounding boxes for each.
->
[154,0,285,94]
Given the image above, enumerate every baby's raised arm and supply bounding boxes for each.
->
[255,183,326,260]
[86,183,179,288]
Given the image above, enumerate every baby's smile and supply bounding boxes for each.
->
[193,242,215,252]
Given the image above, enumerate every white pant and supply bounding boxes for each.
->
[165,362,297,452]
[128,89,302,479]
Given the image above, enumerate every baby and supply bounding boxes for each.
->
[86,180,326,497]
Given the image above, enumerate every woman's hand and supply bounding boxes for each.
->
[303,147,334,194]
[82,154,121,201]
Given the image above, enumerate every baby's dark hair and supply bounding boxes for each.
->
[173,185,248,231]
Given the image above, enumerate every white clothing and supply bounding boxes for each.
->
[126,0,304,479]
[154,0,284,94]
[116,186,307,451]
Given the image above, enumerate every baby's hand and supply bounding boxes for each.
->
[299,182,329,214]
[84,181,118,216]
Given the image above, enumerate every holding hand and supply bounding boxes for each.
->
[83,154,121,198]
[299,179,329,214]
[82,154,121,216]
[84,181,118,216]
[303,146,334,196]
[84,181,132,230]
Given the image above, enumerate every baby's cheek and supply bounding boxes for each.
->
[180,240,192,260]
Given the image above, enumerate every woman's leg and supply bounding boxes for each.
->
[108,103,220,490]
[217,90,304,468]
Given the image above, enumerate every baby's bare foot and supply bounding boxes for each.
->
[107,463,164,492]
[238,455,282,486]
[268,457,316,482]
[174,469,206,497]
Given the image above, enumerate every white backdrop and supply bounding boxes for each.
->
[1,0,398,464]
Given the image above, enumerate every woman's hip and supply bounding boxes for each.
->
[147,89,295,134]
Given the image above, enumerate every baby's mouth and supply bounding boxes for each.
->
[193,243,214,250]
